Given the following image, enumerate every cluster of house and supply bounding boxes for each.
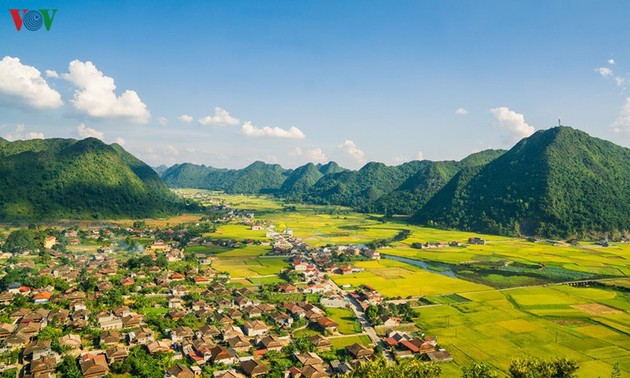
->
[0,205,461,377]
[383,330,452,362]
[0,240,384,378]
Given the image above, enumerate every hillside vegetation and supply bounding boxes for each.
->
[0,137,182,221]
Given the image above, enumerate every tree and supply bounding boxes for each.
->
[462,362,499,378]
[57,355,82,378]
[508,357,578,378]
[127,345,163,378]
[347,357,442,378]
[3,229,40,253]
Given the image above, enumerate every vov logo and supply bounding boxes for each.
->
[9,9,58,31]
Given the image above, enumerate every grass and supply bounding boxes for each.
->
[212,256,288,277]
[326,307,360,335]
[329,334,373,350]
[331,259,489,297]
[414,284,630,377]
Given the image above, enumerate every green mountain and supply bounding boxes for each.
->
[152,164,169,175]
[416,127,630,238]
[280,163,324,196]
[161,161,291,194]
[228,161,291,194]
[0,138,181,221]
[376,150,505,215]
[303,161,425,210]
[317,161,346,175]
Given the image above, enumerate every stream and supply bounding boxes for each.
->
[382,253,457,278]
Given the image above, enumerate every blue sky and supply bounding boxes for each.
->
[1,0,629,168]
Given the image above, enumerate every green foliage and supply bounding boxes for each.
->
[162,161,290,194]
[57,355,82,378]
[462,362,499,378]
[1,368,17,378]
[508,357,579,378]
[127,345,164,378]
[377,150,504,215]
[417,127,630,238]
[3,229,42,252]
[0,137,182,221]
[280,162,324,196]
[346,357,442,378]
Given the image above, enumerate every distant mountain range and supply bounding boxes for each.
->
[0,137,181,221]
[158,127,630,238]
[1,126,627,238]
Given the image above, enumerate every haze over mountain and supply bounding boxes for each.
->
[0,137,181,221]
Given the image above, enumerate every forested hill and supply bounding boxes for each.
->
[416,127,630,238]
[0,138,182,221]
[159,151,506,213]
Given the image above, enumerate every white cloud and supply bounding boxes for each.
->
[167,144,179,156]
[612,97,630,133]
[156,116,168,127]
[596,67,613,77]
[455,107,468,115]
[337,140,366,164]
[241,121,305,139]
[45,70,59,78]
[292,146,327,163]
[392,155,406,164]
[198,107,240,127]
[178,114,193,123]
[114,137,126,146]
[3,124,45,141]
[0,56,62,109]
[596,65,626,87]
[392,151,423,164]
[63,60,150,123]
[490,107,535,143]
[26,132,45,139]
[76,123,105,140]
[608,58,616,65]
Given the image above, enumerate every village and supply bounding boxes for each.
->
[0,197,455,378]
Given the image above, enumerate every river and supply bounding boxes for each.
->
[382,253,457,278]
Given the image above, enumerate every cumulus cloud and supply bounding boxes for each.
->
[76,123,105,140]
[178,114,193,123]
[241,121,305,139]
[114,137,126,146]
[391,151,424,164]
[455,107,468,115]
[490,107,535,143]
[156,116,168,127]
[292,147,327,163]
[198,107,240,127]
[45,70,59,78]
[167,144,179,156]
[0,56,62,109]
[63,60,150,123]
[611,97,630,133]
[337,140,366,164]
[3,124,45,141]
[596,67,613,77]
[595,63,626,87]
